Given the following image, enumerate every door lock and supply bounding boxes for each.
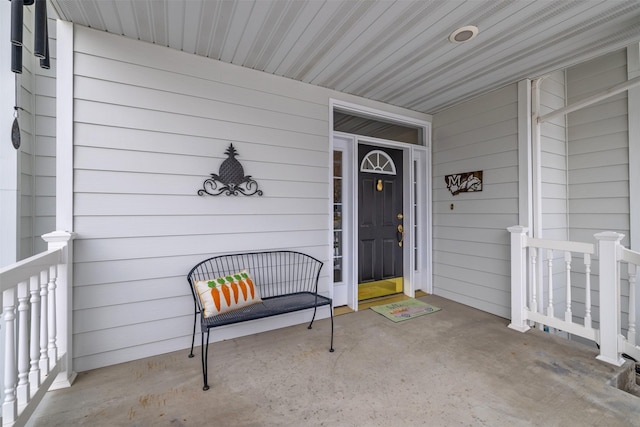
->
[397,224,404,247]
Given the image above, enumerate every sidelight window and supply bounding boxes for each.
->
[333,151,343,283]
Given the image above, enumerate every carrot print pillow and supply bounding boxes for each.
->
[194,270,262,318]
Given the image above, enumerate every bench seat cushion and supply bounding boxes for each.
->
[202,292,331,328]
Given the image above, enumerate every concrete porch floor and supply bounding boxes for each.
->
[28,294,640,426]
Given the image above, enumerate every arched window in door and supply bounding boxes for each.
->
[360,150,397,175]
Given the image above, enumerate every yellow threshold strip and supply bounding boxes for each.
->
[357,278,403,301]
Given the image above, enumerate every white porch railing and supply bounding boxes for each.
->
[0,231,74,427]
[508,226,640,366]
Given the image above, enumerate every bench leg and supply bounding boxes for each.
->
[308,305,318,330]
[201,329,210,391]
[308,305,335,353]
[189,303,197,358]
[329,306,335,353]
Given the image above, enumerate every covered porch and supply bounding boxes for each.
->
[28,294,640,426]
[2,1,640,425]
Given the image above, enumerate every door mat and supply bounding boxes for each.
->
[370,298,441,322]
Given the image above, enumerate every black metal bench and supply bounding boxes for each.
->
[187,250,334,390]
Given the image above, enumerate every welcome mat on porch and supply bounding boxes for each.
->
[370,298,441,322]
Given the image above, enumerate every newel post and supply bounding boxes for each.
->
[42,230,77,388]
[508,226,530,332]
[594,231,625,366]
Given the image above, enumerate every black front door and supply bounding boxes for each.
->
[358,144,404,300]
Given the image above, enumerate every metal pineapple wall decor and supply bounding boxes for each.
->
[198,143,263,197]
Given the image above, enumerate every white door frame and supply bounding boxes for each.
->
[329,99,432,311]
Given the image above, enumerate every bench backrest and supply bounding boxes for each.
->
[187,251,324,309]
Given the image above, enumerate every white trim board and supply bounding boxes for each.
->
[628,43,639,251]
[329,99,432,311]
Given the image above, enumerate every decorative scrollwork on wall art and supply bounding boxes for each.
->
[445,170,483,196]
[198,143,263,197]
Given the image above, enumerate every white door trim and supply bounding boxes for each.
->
[329,99,432,311]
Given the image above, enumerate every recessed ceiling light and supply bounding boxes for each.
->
[449,25,479,44]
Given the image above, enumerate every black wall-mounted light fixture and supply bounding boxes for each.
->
[10,0,48,74]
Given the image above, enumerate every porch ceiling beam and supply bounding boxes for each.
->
[537,75,640,124]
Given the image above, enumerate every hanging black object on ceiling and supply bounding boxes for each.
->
[40,16,50,69]
[11,117,20,149]
[10,0,24,46]
[11,43,22,73]
[10,0,48,74]
[34,0,47,58]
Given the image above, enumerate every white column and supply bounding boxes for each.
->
[47,19,78,392]
[627,44,639,250]
[595,232,625,366]
[517,80,532,233]
[531,79,545,323]
[508,226,530,332]
[627,43,640,347]
[531,78,543,239]
[628,263,637,346]
[56,20,74,233]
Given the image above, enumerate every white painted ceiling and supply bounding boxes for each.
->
[50,0,640,114]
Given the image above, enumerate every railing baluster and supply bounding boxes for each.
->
[547,249,554,317]
[39,269,50,375]
[3,288,18,423]
[628,263,637,346]
[565,251,572,322]
[584,254,592,329]
[48,264,59,364]
[531,249,538,313]
[537,247,544,317]
[29,274,42,390]
[17,280,31,406]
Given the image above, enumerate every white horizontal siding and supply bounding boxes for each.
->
[74,214,327,240]
[69,25,430,372]
[73,232,329,264]
[432,84,519,318]
[17,8,36,261]
[14,14,58,260]
[539,71,568,312]
[32,18,58,255]
[564,49,630,331]
[540,70,568,240]
[567,49,630,247]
